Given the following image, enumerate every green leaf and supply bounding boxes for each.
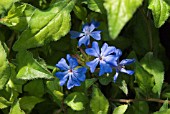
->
[0,41,10,90]
[16,50,53,80]
[132,10,159,56]
[159,100,169,111]
[46,78,63,106]
[107,36,132,49]
[73,5,87,21]
[0,97,12,109]
[140,52,164,97]
[64,92,88,111]
[9,100,25,114]
[113,105,128,114]
[72,78,97,92]
[9,90,19,103]
[134,62,154,97]
[24,79,45,97]
[7,64,26,93]
[127,101,149,114]
[1,0,76,51]
[99,73,112,85]
[162,85,170,99]
[66,108,86,114]
[153,109,170,114]
[0,3,35,31]
[19,96,44,113]
[0,0,18,15]
[0,30,5,42]
[90,85,109,114]
[87,0,105,13]
[46,78,63,93]
[84,78,97,89]
[16,66,53,80]
[118,80,128,95]
[104,0,143,39]
[148,0,169,28]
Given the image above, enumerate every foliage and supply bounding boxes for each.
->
[0,0,170,113]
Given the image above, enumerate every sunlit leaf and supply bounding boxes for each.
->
[9,100,25,114]
[0,0,18,15]
[0,41,10,90]
[64,92,88,111]
[0,0,76,51]
[16,66,53,80]
[134,62,154,97]
[148,0,169,28]
[153,109,170,114]
[140,52,164,97]
[0,97,12,109]
[104,0,143,39]
[118,80,128,95]
[90,85,109,114]
[16,50,53,80]
[113,105,128,114]
[159,100,169,111]
[87,0,105,13]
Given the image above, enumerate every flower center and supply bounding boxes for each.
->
[117,64,125,70]
[85,31,91,36]
[99,55,104,61]
[68,69,73,73]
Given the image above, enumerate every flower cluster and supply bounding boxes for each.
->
[55,20,135,89]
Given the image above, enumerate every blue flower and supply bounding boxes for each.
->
[113,50,135,82]
[85,41,117,76]
[55,54,87,89]
[70,20,101,47]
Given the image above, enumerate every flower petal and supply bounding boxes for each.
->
[90,31,101,40]
[56,58,69,71]
[67,54,78,69]
[114,49,122,58]
[67,76,74,89]
[74,67,87,81]
[82,24,90,33]
[86,58,99,73]
[78,35,90,47]
[89,20,100,32]
[120,68,134,75]
[55,71,69,86]
[99,61,112,76]
[119,59,135,66]
[55,71,67,79]
[67,75,81,89]
[85,48,98,57]
[104,55,118,66]
[85,41,100,57]
[72,75,81,86]
[70,31,84,39]
[101,43,116,56]
[113,72,119,82]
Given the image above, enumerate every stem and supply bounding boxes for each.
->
[55,108,62,114]
[79,47,88,60]
[47,65,55,70]
[110,98,170,104]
